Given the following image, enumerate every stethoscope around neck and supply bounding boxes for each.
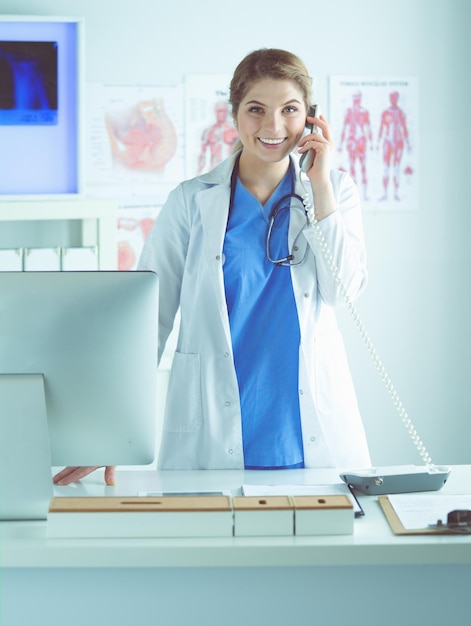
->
[228,155,311,267]
[265,192,310,266]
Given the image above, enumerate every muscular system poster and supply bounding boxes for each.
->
[329,76,419,211]
[185,75,238,178]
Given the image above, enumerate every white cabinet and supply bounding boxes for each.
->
[0,199,117,270]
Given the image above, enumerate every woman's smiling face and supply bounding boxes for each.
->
[235,78,307,166]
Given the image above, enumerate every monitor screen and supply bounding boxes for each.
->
[0,271,159,466]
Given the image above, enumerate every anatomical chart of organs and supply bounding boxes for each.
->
[185,75,238,177]
[86,82,184,205]
[330,76,419,211]
[117,205,160,271]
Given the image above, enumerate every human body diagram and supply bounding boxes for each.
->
[376,91,411,201]
[335,84,415,207]
[338,91,373,200]
[197,101,238,173]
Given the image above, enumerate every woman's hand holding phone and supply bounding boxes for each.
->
[298,106,337,221]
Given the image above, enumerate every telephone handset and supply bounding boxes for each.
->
[299,104,320,174]
[297,128,451,495]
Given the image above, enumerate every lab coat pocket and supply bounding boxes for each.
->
[163,351,202,433]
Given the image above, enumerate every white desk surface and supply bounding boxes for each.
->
[2,465,471,569]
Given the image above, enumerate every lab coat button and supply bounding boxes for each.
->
[225,401,231,407]
[228,448,234,455]
[299,389,304,395]
[224,352,230,358]
[304,292,309,298]
[310,436,316,442]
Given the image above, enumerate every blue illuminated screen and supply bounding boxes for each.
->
[0,19,81,195]
[0,41,58,125]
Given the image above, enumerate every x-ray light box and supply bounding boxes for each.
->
[0,16,84,197]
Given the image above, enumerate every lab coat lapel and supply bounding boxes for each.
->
[197,184,232,341]
[198,184,230,251]
[288,175,311,264]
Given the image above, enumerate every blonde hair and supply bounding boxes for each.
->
[229,48,313,153]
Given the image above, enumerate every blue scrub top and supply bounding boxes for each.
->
[223,160,304,469]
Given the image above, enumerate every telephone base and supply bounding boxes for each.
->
[339,465,451,495]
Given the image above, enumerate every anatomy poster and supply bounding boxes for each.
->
[329,76,419,211]
[117,206,160,271]
[86,83,184,205]
[185,75,238,178]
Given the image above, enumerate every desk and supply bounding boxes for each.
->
[2,466,470,626]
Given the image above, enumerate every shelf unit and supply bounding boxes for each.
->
[0,198,117,270]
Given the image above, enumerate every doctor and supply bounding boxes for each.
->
[54,48,371,486]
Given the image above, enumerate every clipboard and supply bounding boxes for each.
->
[379,495,471,535]
[379,496,437,535]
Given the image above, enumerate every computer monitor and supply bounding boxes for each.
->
[0,270,159,466]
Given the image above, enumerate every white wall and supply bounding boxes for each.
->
[1,0,470,466]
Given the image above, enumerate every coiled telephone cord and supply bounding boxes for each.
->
[300,176,433,466]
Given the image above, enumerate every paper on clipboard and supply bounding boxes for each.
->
[379,494,471,534]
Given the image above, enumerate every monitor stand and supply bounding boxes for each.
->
[0,374,53,520]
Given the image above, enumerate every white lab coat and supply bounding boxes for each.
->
[138,151,372,470]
